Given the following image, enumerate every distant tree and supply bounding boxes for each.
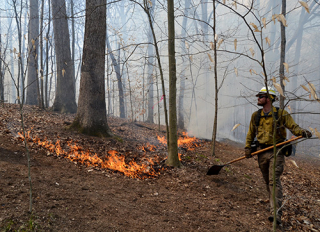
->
[26,0,39,105]
[177,0,191,130]
[45,0,51,107]
[12,0,25,103]
[70,0,76,94]
[51,0,77,113]
[106,35,125,118]
[39,0,45,108]
[71,0,112,137]
[0,15,3,102]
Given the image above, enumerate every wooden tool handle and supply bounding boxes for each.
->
[226,136,303,165]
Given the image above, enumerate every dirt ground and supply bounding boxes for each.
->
[0,104,320,232]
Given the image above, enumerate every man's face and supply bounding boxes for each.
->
[257,94,268,106]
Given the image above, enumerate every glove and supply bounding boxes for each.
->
[245,148,252,158]
[302,130,312,138]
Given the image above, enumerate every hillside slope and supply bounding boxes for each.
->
[0,104,319,231]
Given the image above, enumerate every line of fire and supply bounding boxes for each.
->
[18,131,203,179]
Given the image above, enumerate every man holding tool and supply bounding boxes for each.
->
[244,86,312,225]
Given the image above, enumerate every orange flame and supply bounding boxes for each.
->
[138,143,156,152]
[157,135,167,145]
[19,132,161,179]
[157,132,201,161]
[157,132,200,150]
[177,132,200,150]
[18,130,202,178]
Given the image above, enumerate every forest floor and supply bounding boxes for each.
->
[0,103,320,232]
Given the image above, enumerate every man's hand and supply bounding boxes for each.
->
[302,130,312,138]
[245,148,252,158]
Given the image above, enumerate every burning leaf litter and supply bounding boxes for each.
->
[18,131,162,179]
[18,130,203,179]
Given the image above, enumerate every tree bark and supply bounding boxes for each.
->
[51,0,77,113]
[45,0,51,108]
[39,0,44,108]
[279,0,286,109]
[166,0,180,167]
[26,0,39,105]
[211,0,218,156]
[72,0,111,137]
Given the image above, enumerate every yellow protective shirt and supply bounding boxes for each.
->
[245,107,304,149]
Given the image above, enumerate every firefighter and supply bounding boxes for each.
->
[244,86,312,225]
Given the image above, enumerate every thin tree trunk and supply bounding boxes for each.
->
[39,0,44,108]
[118,43,126,118]
[9,26,16,102]
[156,70,160,131]
[106,35,125,118]
[13,0,24,104]
[125,57,134,122]
[21,2,28,101]
[106,44,111,116]
[279,0,286,109]
[71,0,76,94]
[146,0,156,123]
[142,50,147,121]
[211,0,218,156]
[143,0,169,147]
[48,41,54,106]
[45,0,51,107]
[19,106,33,212]
[113,81,115,116]
[166,0,180,167]
[0,15,3,102]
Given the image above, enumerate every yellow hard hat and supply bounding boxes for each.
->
[256,86,276,97]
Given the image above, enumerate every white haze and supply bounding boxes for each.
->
[1,0,319,156]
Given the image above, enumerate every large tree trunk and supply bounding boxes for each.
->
[166,0,180,167]
[72,0,111,137]
[51,0,77,113]
[26,0,39,105]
